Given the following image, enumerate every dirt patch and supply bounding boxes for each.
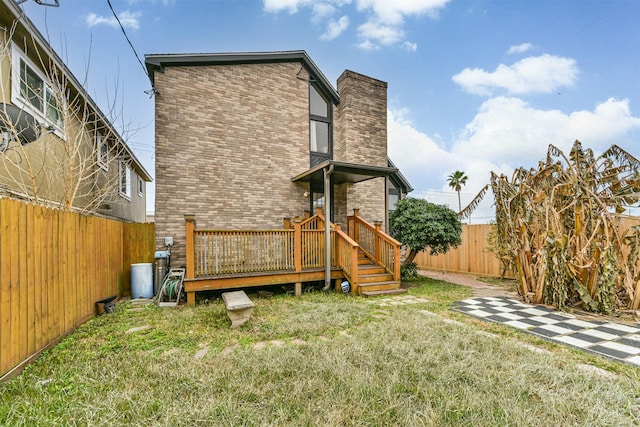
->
[420,270,518,298]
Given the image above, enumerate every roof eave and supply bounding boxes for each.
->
[145,50,340,104]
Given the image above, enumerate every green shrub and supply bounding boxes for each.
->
[401,262,418,280]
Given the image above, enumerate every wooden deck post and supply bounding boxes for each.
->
[350,245,359,295]
[283,217,291,229]
[374,220,382,263]
[334,223,342,267]
[352,209,360,243]
[184,214,196,306]
[394,245,401,282]
[293,218,302,273]
[293,218,302,296]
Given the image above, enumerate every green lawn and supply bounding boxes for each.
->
[1,277,639,426]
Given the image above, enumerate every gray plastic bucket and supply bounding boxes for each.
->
[131,263,154,298]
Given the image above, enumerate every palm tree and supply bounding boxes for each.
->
[447,170,468,213]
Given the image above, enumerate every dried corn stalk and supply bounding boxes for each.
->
[462,141,640,313]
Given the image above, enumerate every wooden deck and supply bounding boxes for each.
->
[183,209,402,306]
[184,268,345,305]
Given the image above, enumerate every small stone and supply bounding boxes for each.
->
[194,346,209,360]
[221,344,239,355]
[442,318,465,326]
[253,342,267,350]
[270,340,285,347]
[125,325,151,334]
[419,310,437,316]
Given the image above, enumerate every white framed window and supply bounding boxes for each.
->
[119,160,131,199]
[138,177,144,197]
[11,43,65,133]
[97,133,108,171]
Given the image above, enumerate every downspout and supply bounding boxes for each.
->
[323,164,334,291]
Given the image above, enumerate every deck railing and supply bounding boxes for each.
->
[347,209,401,282]
[185,213,348,280]
[194,229,294,275]
[334,225,360,293]
[184,210,394,295]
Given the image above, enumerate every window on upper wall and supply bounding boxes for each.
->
[119,160,131,199]
[11,42,65,132]
[309,83,332,165]
[97,133,108,171]
[138,177,144,197]
[310,121,329,154]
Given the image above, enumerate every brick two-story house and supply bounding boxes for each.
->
[146,51,411,262]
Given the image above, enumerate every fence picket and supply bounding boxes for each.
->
[0,199,154,381]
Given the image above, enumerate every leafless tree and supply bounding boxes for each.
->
[0,20,133,214]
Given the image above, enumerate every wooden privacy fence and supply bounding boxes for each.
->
[414,224,510,278]
[415,217,640,278]
[0,198,154,381]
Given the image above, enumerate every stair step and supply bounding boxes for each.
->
[361,289,408,297]
[357,258,372,265]
[359,273,394,283]
[358,265,386,275]
[357,281,401,293]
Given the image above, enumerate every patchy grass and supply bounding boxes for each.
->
[1,276,639,426]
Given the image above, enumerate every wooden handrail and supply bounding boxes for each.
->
[334,227,360,294]
[347,210,401,282]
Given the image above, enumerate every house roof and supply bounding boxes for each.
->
[2,0,152,182]
[387,158,414,193]
[291,160,398,188]
[145,50,340,104]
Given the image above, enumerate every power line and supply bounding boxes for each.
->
[106,0,153,90]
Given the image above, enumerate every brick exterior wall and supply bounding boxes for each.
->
[154,62,311,264]
[334,70,388,229]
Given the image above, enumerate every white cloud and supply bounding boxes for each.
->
[452,54,578,96]
[388,97,640,221]
[356,0,449,24]
[388,108,457,191]
[86,10,141,29]
[507,43,533,54]
[128,0,175,5]
[357,21,404,46]
[263,0,310,13]
[321,16,349,40]
[402,41,418,51]
[263,0,449,49]
[355,0,450,49]
[452,96,640,165]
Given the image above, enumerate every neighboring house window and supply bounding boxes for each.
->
[138,177,144,197]
[119,160,131,199]
[388,182,400,213]
[11,43,64,131]
[97,133,108,170]
[309,84,332,166]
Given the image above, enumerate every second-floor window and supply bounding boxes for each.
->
[119,160,131,199]
[11,43,64,131]
[309,84,332,166]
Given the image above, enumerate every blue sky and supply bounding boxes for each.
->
[19,0,640,221]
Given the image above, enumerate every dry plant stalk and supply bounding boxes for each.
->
[463,141,640,313]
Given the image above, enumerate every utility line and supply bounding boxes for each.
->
[105,0,153,90]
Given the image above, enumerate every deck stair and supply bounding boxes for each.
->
[356,250,406,297]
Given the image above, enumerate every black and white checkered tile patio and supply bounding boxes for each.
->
[452,296,640,367]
